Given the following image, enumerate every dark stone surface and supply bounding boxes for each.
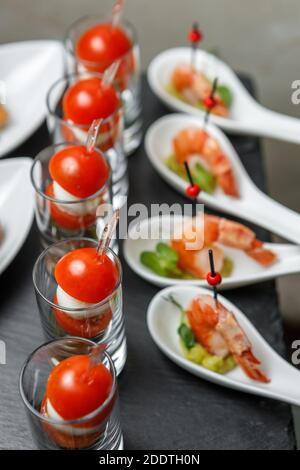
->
[0,77,296,450]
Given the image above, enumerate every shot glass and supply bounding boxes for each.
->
[65,16,142,156]
[19,337,123,450]
[32,238,126,375]
[30,142,117,250]
[46,73,128,210]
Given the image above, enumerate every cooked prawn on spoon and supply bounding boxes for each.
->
[168,127,239,197]
[171,215,277,279]
[169,64,231,117]
[186,294,270,383]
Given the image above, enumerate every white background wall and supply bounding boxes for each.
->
[1,0,300,324]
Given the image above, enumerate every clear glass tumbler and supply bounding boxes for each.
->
[19,337,123,450]
[32,238,126,375]
[65,16,142,156]
[46,73,128,210]
[30,142,119,250]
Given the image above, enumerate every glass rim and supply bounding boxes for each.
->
[65,15,138,68]
[19,337,117,426]
[46,71,123,130]
[30,141,112,204]
[32,237,122,313]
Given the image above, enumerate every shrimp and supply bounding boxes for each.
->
[170,215,277,278]
[173,127,239,197]
[0,105,8,129]
[171,65,229,117]
[187,295,270,383]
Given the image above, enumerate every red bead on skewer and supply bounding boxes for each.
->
[188,25,203,44]
[203,96,217,110]
[206,248,222,303]
[184,161,201,199]
[188,23,203,67]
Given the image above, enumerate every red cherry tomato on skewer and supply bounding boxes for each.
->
[63,77,120,126]
[55,248,119,304]
[49,145,109,199]
[76,24,132,69]
[45,355,113,421]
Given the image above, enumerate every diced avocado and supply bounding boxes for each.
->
[165,154,188,180]
[221,257,234,278]
[166,83,185,101]
[183,342,207,364]
[202,355,225,372]
[179,314,236,374]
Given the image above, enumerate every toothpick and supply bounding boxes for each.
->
[96,210,120,256]
[112,0,125,28]
[102,59,121,87]
[86,118,103,154]
[208,248,218,305]
[184,161,194,187]
[204,77,219,126]
[88,344,106,368]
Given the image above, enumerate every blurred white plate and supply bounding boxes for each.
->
[147,285,300,406]
[0,40,65,157]
[0,158,34,274]
[148,47,300,144]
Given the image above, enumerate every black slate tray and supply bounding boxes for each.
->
[0,77,296,450]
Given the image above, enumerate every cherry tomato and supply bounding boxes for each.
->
[46,355,113,421]
[76,23,132,70]
[49,145,109,199]
[206,272,222,286]
[46,183,97,231]
[63,77,119,125]
[55,248,119,304]
[186,184,201,198]
[52,295,112,338]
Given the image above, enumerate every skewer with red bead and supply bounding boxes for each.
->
[204,77,218,125]
[206,248,222,304]
[187,23,203,68]
[184,161,201,199]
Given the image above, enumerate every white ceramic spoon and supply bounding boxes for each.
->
[0,40,65,157]
[0,158,34,275]
[145,113,300,245]
[147,285,300,406]
[123,214,300,289]
[148,47,300,144]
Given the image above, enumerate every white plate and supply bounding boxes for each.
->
[123,214,300,289]
[145,114,300,244]
[0,158,34,274]
[0,40,65,157]
[147,285,300,406]
[148,47,300,144]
